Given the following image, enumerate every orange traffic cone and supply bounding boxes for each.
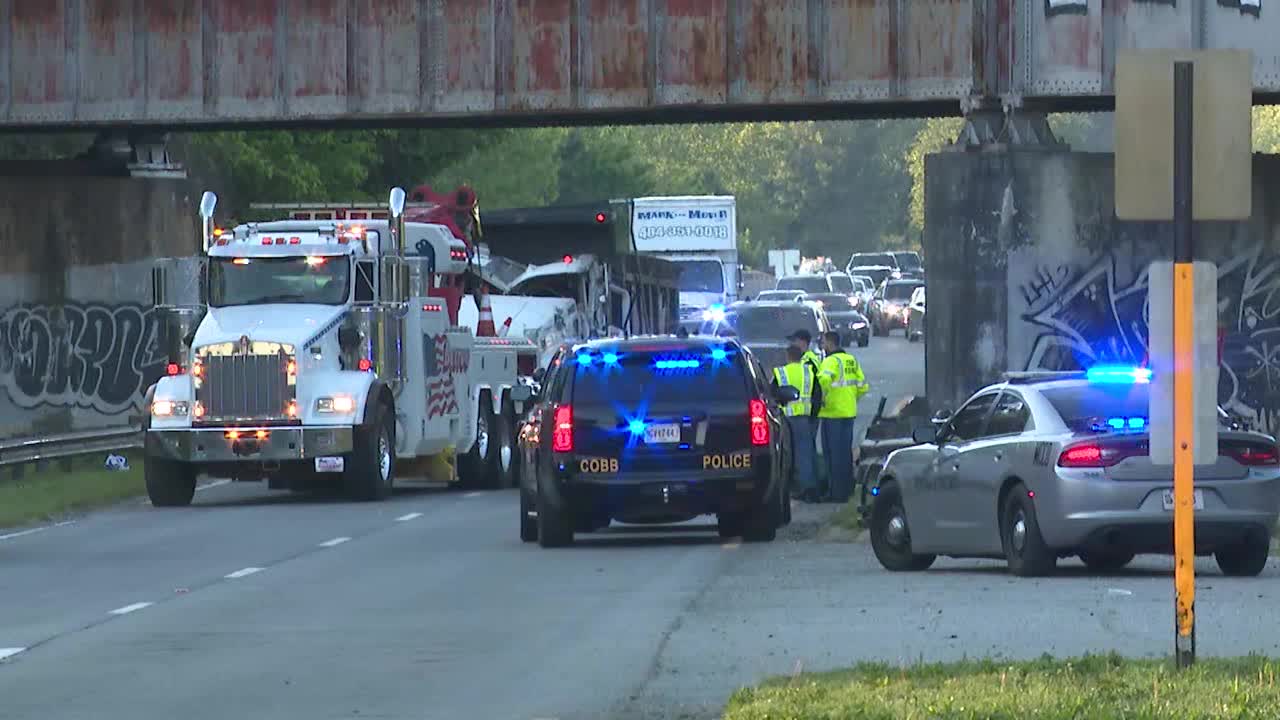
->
[476,292,497,337]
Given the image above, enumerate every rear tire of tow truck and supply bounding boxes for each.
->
[1215,533,1271,577]
[492,401,517,489]
[1001,482,1056,577]
[869,481,935,571]
[145,456,198,507]
[460,395,500,489]
[536,478,574,548]
[858,333,870,348]
[344,402,394,502]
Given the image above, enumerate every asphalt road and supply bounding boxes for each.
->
[4,334,1279,720]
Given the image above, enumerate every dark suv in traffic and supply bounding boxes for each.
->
[517,337,797,547]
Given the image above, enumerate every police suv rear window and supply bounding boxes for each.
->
[570,346,750,407]
[728,306,820,341]
[1041,385,1149,432]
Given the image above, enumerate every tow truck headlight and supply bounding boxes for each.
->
[316,395,356,414]
[152,400,190,417]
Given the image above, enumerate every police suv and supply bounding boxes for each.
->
[516,336,797,547]
[868,367,1280,577]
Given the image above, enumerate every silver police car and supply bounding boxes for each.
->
[868,367,1280,577]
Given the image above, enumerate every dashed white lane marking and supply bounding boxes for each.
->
[721,542,741,549]
[0,520,74,542]
[395,512,423,522]
[224,567,264,579]
[1107,588,1134,596]
[109,602,153,616]
[463,491,483,498]
[318,536,351,548]
[0,648,25,661]
[195,479,231,492]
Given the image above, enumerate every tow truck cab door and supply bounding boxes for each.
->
[567,343,755,478]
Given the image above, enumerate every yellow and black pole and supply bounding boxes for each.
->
[1171,60,1196,669]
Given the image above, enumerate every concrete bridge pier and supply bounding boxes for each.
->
[923,111,1280,431]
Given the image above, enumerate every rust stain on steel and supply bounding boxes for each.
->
[1043,4,1099,71]
[213,0,280,102]
[582,0,648,101]
[901,0,972,82]
[286,0,346,99]
[351,0,417,110]
[826,0,895,87]
[443,0,495,105]
[82,0,138,103]
[11,0,67,105]
[144,0,200,101]
[661,0,728,102]
[735,0,809,100]
[508,0,571,108]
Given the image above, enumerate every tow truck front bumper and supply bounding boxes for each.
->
[146,427,354,463]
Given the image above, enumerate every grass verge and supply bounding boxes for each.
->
[827,500,864,533]
[724,653,1280,719]
[0,451,145,529]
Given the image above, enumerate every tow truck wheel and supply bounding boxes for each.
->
[869,481,935,571]
[344,402,394,502]
[1215,533,1270,577]
[1001,483,1056,576]
[460,396,499,489]
[492,406,517,490]
[536,478,574,548]
[145,456,197,507]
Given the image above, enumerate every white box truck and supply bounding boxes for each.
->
[631,196,739,324]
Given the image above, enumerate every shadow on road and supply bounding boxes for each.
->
[191,481,465,508]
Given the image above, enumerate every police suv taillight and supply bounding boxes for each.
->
[552,404,574,453]
[749,399,769,446]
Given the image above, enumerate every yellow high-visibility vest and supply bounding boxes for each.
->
[818,351,869,418]
[772,362,814,417]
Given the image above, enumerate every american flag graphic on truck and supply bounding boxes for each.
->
[424,334,469,419]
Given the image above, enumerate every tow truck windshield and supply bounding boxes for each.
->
[208,256,351,307]
[726,305,820,341]
[674,260,725,293]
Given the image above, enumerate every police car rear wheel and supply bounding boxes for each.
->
[536,479,574,548]
[1002,483,1056,576]
[869,482,935,571]
[1078,549,1135,572]
[519,488,537,542]
[1215,533,1270,577]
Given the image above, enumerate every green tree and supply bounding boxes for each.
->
[554,127,658,204]
[425,127,567,209]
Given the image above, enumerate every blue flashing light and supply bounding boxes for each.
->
[577,353,593,366]
[602,352,619,365]
[628,419,647,435]
[654,358,701,370]
[710,347,728,362]
[702,303,727,322]
[1107,417,1126,430]
[1086,364,1152,384]
[870,486,880,496]
[678,443,690,450]
[1128,417,1146,429]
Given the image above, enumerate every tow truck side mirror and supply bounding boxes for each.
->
[532,367,546,383]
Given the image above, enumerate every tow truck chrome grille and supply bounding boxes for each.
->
[196,353,294,421]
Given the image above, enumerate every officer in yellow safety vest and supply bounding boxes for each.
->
[770,345,819,502]
[817,331,870,503]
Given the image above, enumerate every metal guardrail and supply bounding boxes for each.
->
[0,426,142,467]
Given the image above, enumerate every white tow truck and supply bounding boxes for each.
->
[144,188,537,506]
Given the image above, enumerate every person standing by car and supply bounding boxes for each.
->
[770,345,819,502]
[787,329,824,499]
[817,331,870,503]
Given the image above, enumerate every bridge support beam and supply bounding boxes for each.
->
[950,98,1066,151]
[87,131,186,179]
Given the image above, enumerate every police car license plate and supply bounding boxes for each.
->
[1161,489,1203,511]
[644,423,681,444]
[315,456,345,473]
